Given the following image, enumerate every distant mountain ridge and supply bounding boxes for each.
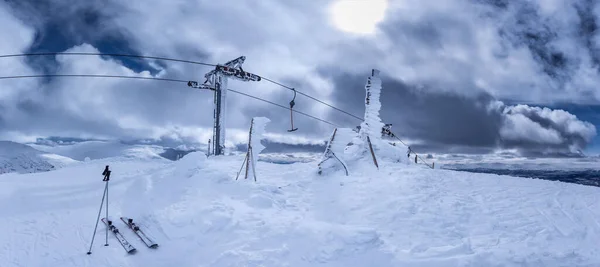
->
[0,137,327,175]
[0,141,77,174]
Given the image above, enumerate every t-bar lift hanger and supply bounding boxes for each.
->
[288,88,298,132]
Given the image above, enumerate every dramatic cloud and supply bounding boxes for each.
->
[328,74,596,156]
[0,0,599,156]
[0,1,40,141]
[498,104,597,155]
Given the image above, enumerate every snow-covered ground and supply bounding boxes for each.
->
[0,141,77,174]
[1,151,600,267]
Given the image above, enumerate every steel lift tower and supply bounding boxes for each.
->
[188,56,261,156]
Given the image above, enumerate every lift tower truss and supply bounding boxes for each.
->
[189,56,261,156]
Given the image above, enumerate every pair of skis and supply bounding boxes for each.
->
[101,217,158,254]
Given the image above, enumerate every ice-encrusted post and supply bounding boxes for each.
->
[318,128,350,176]
[359,69,383,169]
[236,117,270,182]
[359,69,385,142]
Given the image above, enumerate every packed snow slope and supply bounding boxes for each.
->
[0,141,77,174]
[1,152,600,266]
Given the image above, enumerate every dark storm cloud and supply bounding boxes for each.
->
[0,0,598,155]
[325,72,502,146]
[324,70,595,156]
[574,0,600,66]
[4,0,158,74]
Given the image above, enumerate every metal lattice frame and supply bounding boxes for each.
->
[188,56,261,155]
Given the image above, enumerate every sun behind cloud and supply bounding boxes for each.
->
[329,0,388,35]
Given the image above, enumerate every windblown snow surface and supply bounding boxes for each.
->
[1,152,600,267]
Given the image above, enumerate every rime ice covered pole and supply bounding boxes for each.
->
[236,117,270,181]
[318,128,354,176]
[248,117,270,177]
[358,69,384,167]
[359,69,385,142]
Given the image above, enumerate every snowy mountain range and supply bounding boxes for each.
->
[0,141,77,174]
[0,138,326,175]
[29,140,169,161]
[0,139,175,175]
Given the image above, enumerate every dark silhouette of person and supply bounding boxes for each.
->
[102,165,111,181]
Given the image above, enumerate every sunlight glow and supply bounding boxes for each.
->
[329,0,388,35]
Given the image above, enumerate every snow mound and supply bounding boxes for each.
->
[0,141,77,174]
[2,153,600,266]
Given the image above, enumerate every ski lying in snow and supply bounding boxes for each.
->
[120,217,158,248]
[101,218,137,254]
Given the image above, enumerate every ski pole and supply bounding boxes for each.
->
[87,182,108,255]
[102,166,111,247]
[105,179,109,246]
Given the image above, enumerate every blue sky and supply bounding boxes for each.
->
[0,0,599,158]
